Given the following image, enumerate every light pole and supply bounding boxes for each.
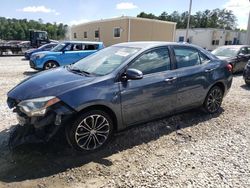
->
[185,0,192,42]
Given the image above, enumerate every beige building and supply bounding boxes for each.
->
[70,16,176,46]
[175,28,247,51]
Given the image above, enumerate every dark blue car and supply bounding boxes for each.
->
[243,60,250,85]
[7,42,233,152]
[24,43,58,60]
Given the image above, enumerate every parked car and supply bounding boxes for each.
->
[7,42,233,152]
[29,41,104,70]
[243,60,250,85]
[212,45,250,73]
[24,42,58,60]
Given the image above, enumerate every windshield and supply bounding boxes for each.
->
[51,43,67,52]
[212,47,239,58]
[38,43,51,50]
[71,46,140,76]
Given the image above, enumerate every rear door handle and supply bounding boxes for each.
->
[205,68,215,72]
[164,77,177,82]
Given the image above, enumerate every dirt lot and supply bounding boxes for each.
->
[0,56,249,188]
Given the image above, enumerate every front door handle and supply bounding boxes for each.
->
[164,77,177,82]
[205,68,215,72]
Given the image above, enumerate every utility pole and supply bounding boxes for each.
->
[185,0,192,42]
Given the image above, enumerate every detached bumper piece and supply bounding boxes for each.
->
[8,100,75,149]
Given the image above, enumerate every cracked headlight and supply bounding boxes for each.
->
[18,96,60,117]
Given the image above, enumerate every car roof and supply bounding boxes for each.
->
[114,41,205,51]
[114,41,218,60]
[63,41,103,44]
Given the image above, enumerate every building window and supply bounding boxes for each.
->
[74,33,77,39]
[84,32,87,38]
[179,36,184,42]
[212,40,219,45]
[113,27,121,38]
[95,30,99,38]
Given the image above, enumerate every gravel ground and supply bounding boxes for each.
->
[0,56,249,188]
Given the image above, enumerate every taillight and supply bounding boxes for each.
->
[226,64,233,72]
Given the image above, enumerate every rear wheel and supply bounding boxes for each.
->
[203,86,223,113]
[66,110,113,152]
[44,61,59,70]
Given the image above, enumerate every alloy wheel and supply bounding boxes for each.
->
[44,62,57,70]
[74,114,110,150]
[206,87,223,113]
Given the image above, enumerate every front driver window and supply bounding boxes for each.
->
[129,47,170,75]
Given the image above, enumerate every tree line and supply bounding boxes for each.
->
[137,9,239,30]
[0,17,68,40]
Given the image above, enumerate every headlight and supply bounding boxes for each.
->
[18,96,60,117]
[35,53,46,59]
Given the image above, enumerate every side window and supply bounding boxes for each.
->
[72,44,83,51]
[240,47,248,55]
[95,30,99,38]
[84,44,97,50]
[199,52,210,64]
[114,28,121,38]
[84,32,87,38]
[64,44,73,51]
[247,47,250,55]
[129,48,170,75]
[173,47,201,68]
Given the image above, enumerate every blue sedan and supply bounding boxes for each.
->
[29,41,104,70]
[7,42,233,152]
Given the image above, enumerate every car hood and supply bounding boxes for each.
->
[8,67,96,101]
[25,48,36,53]
[216,56,236,61]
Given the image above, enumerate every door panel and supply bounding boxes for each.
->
[174,64,214,109]
[120,71,178,126]
[172,46,214,109]
[119,47,178,126]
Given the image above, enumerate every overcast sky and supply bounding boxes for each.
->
[0,0,249,29]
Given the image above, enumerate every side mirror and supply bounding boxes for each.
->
[123,68,143,81]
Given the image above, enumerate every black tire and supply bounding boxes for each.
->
[66,110,113,152]
[43,61,59,70]
[245,79,250,86]
[203,86,223,114]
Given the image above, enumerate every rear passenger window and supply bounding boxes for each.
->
[199,53,210,64]
[129,48,170,75]
[174,47,201,68]
[84,44,98,50]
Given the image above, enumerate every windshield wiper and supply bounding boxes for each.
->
[66,65,91,76]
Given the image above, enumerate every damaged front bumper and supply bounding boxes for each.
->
[7,97,75,148]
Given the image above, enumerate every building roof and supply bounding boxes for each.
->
[176,28,243,33]
[71,16,176,28]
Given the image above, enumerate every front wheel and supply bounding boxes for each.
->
[203,86,223,114]
[43,61,59,70]
[245,79,250,86]
[66,110,113,152]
